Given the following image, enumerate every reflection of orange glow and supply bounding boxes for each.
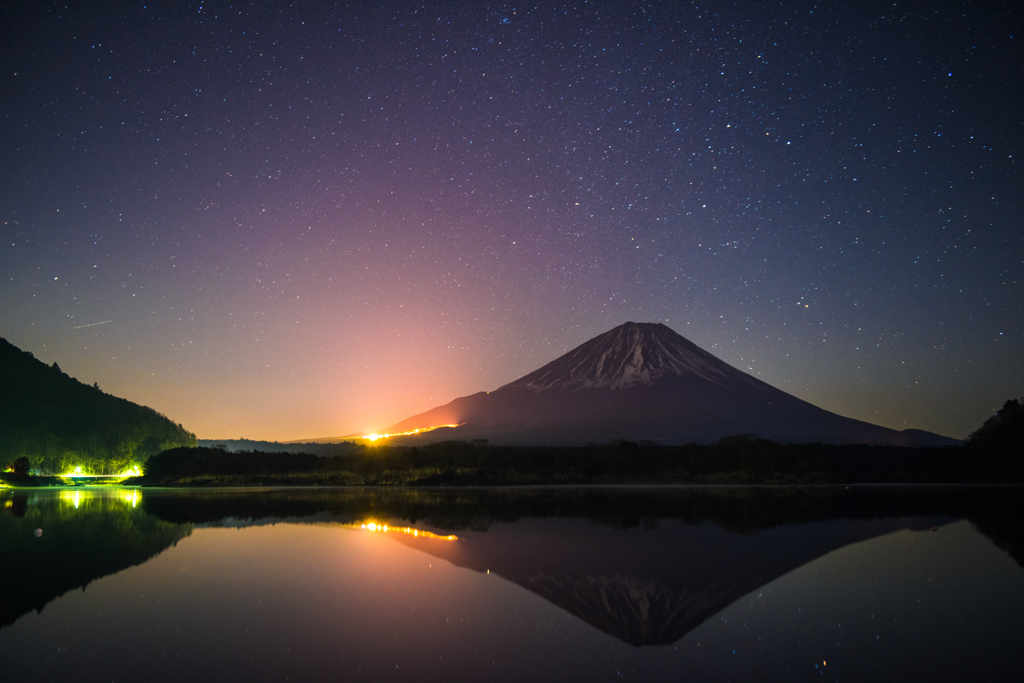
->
[363,424,461,442]
[360,521,457,541]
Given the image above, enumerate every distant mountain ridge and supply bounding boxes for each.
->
[197,439,358,457]
[382,322,957,447]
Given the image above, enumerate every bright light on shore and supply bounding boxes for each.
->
[57,465,142,479]
[362,424,461,442]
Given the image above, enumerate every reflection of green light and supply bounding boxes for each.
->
[57,466,141,481]
[59,489,142,508]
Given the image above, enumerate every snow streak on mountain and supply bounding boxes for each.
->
[503,323,744,391]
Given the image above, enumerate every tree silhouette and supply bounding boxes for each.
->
[9,457,31,475]
[968,399,1024,450]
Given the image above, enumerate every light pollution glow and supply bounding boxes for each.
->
[57,466,143,479]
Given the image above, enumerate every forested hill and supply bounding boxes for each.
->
[0,337,196,474]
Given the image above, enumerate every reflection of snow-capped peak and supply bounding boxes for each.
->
[502,322,747,391]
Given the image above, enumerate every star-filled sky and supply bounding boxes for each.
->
[2,1,1021,441]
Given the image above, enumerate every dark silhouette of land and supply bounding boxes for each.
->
[0,337,196,476]
[197,438,360,457]
[966,398,1024,455]
[129,433,1020,487]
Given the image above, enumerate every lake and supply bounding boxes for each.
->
[1,485,1022,681]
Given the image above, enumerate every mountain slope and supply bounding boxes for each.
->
[503,322,748,391]
[384,322,956,446]
[0,337,196,473]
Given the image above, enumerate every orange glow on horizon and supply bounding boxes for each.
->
[362,423,461,442]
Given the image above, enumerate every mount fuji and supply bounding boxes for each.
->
[381,322,956,446]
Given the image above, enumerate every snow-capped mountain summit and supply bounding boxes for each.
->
[503,322,747,391]
[383,322,956,446]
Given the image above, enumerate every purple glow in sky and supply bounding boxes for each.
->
[2,1,1021,440]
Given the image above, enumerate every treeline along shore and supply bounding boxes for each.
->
[108,434,1021,487]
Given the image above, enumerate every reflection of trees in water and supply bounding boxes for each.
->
[146,485,1024,646]
[969,511,1024,567]
[3,486,1021,646]
[138,486,1024,567]
[0,490,192,629]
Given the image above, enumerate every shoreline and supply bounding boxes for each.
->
[6,480,1024,490]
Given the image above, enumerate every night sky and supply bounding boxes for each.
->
[2,1,1021,441]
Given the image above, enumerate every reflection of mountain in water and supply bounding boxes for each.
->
[138,484,1024,642]
[529,572,699,646]
[7,486,1020,647]
[0,489,192,629]
[391,515,932,646]
[524,570,743,647]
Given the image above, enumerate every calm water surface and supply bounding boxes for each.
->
[1,486,1022,682]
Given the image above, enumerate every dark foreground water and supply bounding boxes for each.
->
[1,486,1022,682]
